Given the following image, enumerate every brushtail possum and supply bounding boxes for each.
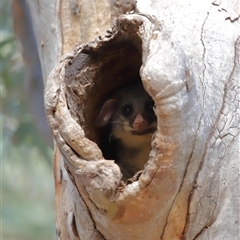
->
[95,82,157,180]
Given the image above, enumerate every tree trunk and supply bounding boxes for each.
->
[27,0,239,239]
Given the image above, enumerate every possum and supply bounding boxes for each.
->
[95,82,157,180]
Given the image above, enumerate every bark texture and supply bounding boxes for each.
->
[28,0,239,239]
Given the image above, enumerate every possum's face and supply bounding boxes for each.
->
[95,83,157,139]
[113,91,156,135]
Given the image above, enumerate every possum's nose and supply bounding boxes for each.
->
[133,114,148,131]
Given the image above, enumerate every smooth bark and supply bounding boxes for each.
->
[28,0,240,239]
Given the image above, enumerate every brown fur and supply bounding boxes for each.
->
[95,82,157,180]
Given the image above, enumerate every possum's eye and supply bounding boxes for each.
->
[122,104,133,117]
[145,100,154,112]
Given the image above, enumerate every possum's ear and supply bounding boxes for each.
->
[95,99,118,127]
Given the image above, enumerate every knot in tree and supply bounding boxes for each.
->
[44,11,240,240]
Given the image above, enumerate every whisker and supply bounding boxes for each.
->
[107,121,129,126]
[108,134,113,143]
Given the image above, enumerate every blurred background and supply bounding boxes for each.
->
[1,0,56,239]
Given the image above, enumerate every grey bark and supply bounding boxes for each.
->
[27,0,240,239]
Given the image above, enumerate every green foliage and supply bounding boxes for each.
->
[1,1,52,161]
[2,142,55,240]
[1,1,55,239]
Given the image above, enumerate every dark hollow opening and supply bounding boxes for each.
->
[77,36,143,145]
[64,26,156,179]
